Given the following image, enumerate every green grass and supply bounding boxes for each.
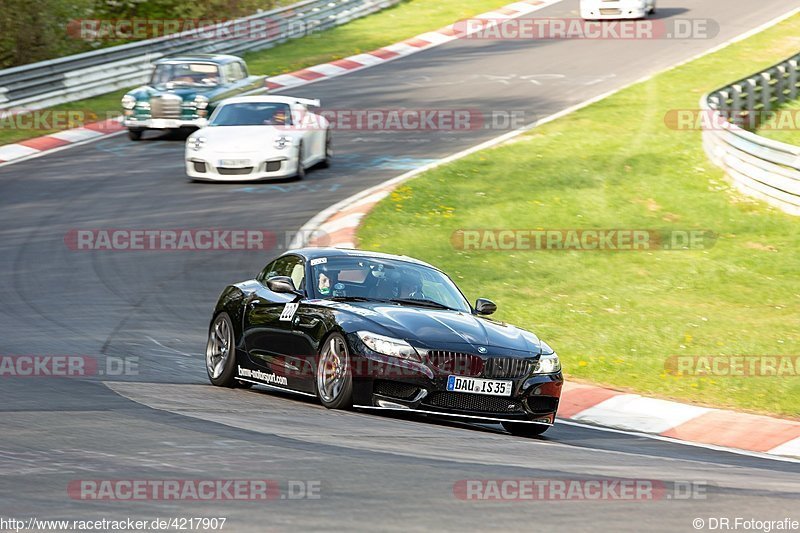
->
[358,15,800,418]
[0,0,514,146]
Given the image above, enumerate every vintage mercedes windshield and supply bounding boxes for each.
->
[309,256,471,312]
[151,62,221,87]
[209,102,293,126]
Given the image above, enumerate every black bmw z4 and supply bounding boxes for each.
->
[206,248,563,436]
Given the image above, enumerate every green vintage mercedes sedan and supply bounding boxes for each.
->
[121,54,267,140]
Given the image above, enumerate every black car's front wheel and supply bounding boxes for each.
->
[502,422,550,437]
[206,312,238,387]
[315,333,353,409]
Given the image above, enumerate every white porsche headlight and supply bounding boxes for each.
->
[357,331,419,361]
[187,136,206,151]
[121,94,136,110]
[532,353,561,374]
[274,135,292,150]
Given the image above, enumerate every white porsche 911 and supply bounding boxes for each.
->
[580,0,655,19]
[185,95,331,181]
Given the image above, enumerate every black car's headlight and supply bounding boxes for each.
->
[532,353,561,374]
[357,331,420,361]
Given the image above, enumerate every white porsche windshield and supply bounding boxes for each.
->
[209,103,293,126]
[310,256,471,312]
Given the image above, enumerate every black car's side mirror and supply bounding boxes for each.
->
[475,298,497,315]
[266,276,302,297]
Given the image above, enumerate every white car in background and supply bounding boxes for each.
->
[580,0,655,19]
[185,95,331,181]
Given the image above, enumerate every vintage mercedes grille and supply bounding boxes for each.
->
[424,392,524,414]
[426,351,483,377]
[526,396,559,414]
[600,8,622,14]
[150,95,182,119]
[481,357,532,379]
[264,161,282,172]
[373,380,420,400]
[218,167,254,175]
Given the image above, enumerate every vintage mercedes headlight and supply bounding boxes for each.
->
[187,136,206,151]
[194,95,209,110]
[273,135,292,150]
[121,94,136,110]
[357,331,419,361]
[532,353,561,374]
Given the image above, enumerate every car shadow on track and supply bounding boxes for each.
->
[243,384,543,440]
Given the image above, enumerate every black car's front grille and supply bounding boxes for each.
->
[482,357,532,379]
[264,160,282,172]
[424,392,524,414]
[426,351,483,377]
[218,167,254,175]
[150,95,182,119]
[192,161,207,173]
[525,396,559,414]
[374,380,419,400]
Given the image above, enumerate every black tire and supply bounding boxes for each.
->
[128,128,143,141]
[206,312,238,387]
[315,333,353,409]
[502,422,550,437]
[296,141,306,179]
[319,132,332,169]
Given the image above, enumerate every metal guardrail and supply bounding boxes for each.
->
[701,54,800,216]
[0,0,401,112]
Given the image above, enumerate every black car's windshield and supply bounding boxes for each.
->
[310,256,471,313]
[151,62,221,87]
[209,102,292,126]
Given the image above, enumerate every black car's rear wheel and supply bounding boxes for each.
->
[502,422,550,437]
[206,312,238,387]
[315,333,353,409]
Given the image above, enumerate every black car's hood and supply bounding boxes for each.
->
[332,301,542,354]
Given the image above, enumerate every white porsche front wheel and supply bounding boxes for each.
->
[296,141,306,179]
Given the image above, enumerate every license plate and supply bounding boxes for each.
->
[218,159,251,167]
[150,119,179,129]
[447,375,512,396]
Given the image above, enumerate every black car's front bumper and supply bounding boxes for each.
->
[349,350,563,425]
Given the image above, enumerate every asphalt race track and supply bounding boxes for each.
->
[1,0,799,530]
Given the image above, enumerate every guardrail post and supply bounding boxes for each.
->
[775,65,787,106]
[760,72,773,113]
